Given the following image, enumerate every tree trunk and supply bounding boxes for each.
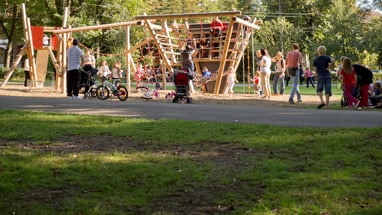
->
[4,4,18,69]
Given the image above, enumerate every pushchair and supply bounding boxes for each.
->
[340,84,360,108]
[172,69,193,103]
[79,67,98,98]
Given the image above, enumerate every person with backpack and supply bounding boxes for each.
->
[271,51,286,96]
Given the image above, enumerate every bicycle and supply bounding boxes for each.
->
[96,79,128,101]
[84,76,99,99]
[136,83,160,99]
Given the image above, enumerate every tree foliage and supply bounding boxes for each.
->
[1,0,381,69]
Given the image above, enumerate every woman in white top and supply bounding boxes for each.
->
[83,49,97,75]
[271,51,286,95]
[259,48,272,99]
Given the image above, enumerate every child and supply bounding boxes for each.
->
[111,61,123,85]
[97,60,111,83]
[135,64,144,87]
[313,45,335,109]
[339,57,360,109]
[253,71,262,96]
[225,66,238,96]
[304,67,315,88]
[373,81,381,96]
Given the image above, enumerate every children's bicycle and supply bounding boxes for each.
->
[136,84,160,99]
[96,79,128,101]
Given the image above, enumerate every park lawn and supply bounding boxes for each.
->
[0,110,381,215]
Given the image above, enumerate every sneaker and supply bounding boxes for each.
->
[297,100,302,103]
[288,99,295,104]
[67,96,73,99]
[72,95,82,99]
[317,103,325,109]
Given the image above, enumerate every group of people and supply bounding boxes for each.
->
[337,56,376,109]
[249,42,377,110]
[66,38,124,99]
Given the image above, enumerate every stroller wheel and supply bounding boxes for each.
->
[186,97,192,104]
[341,95,347,108]
[173,97,179,103]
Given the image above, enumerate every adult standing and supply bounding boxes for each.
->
[286,43,302,104]
[66,39,84,99]
[181,45,196,93]
[259,48,272,99]
[271,51,285,96]
[313,46,334,109]
[23,58,30,87]
[339,58,360,109]
[254,49,263,96]
[352,64,373,109]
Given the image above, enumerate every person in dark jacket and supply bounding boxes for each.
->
[352,64,373,109]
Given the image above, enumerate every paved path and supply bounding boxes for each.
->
[0,95,381,128]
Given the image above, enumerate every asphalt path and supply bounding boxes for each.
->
[1,95,381,128]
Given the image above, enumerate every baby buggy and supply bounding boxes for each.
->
[340,85,360,108]
[172,69,192,103]
[79,67,98,98]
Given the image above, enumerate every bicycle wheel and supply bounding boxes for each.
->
[96,85,110,100]
[136,86,149,93]
[117,86,128,101]
[85,85,98,99]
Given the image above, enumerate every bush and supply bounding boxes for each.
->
[0,67,25,81]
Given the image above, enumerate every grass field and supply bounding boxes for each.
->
[0,109,381,215]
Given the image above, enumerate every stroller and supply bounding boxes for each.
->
[172,69,193,103]
[79,67,98,98]
[340,84,361,108]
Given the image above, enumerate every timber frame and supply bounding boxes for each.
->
[1,5,260,95]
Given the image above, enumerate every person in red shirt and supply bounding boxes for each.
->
[209,16,225,37]
[339,57,360,109]
[209,16,225,57]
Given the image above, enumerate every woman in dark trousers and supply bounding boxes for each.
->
[352,64,373,109]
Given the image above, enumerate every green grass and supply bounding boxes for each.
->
[0,110,381,215]
[233,82,343,96]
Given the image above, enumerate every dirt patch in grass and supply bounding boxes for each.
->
[3,136,266,214]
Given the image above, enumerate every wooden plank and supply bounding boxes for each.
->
[52,20,140,34]
[135,11,240,20]
[213,17,235,94]
[0,44,27,87]
[35,49,50,86]
[126,38,152,54]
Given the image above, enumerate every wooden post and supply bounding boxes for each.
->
[60,7,69,94]
[126,26,131,90]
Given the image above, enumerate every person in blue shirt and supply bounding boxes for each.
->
[313,46,334,109]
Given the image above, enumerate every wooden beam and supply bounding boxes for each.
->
[0,43,27,87]
[125,38,152,54]
[135,11,241,20]
[233,17,260,30]
[213,17,235,94]
[52,20,141,34]
[144,19,174,74]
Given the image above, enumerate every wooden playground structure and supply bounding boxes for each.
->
[0,3,260,95]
